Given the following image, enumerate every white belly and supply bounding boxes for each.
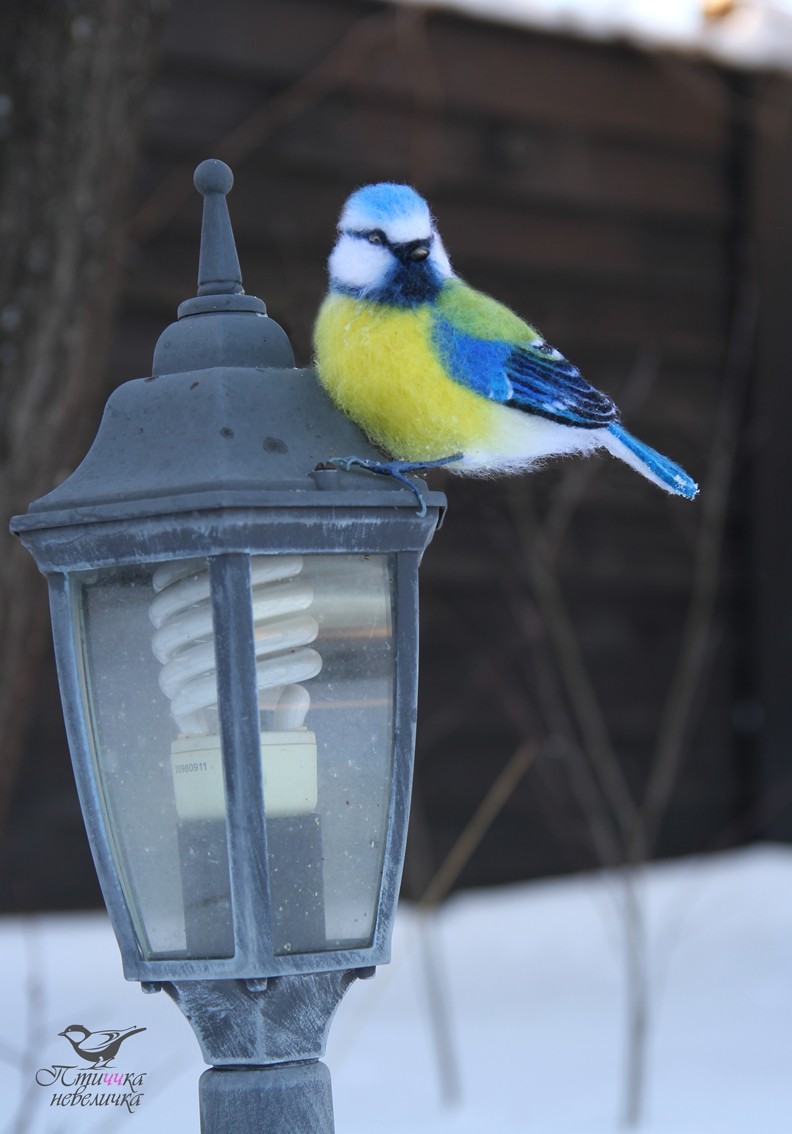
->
[453,402,607,475]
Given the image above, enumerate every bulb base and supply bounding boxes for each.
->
[171,732,318,822]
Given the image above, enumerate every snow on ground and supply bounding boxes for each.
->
[0,845,790,1133]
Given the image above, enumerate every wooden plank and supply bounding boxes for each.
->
[466,266,725,342]
[433,197,725,280]
[161,0,368,79]
[159,0,731,149]
[751,75,792,842]
[122,223,727,386]
[412,666,737,872]
[145,77,731,222]
[132,157,727,287]
[423,14,730,148]
[145,73,263,150]
[124,217,726,318]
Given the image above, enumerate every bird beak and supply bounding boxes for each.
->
[409,245,431,262]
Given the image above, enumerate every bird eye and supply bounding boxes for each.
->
[367,231,385,245]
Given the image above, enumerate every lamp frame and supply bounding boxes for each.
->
[18,497,439,983]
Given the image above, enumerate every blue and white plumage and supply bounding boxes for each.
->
[314,183,698,502]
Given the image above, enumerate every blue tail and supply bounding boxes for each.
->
[605,423,698,500]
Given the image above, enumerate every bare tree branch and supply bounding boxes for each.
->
[634,280,758,863]
[418,741,537,912]
[124,9,398,245]
[506,487,639,842]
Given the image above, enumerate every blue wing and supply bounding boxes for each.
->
[431,314,618,430]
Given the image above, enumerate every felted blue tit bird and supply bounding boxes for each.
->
[313,183,698,510]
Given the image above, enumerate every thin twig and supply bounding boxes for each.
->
[634,280,758,863]
[394,6,445,187]
[328,740,536,1077]
[483,508,626,872]
[417,918,463,1108]
[507,487,639,844]
[9,919,47,1134]
[418,740,537,911]
[621,867,649,1128]
[124,9,398,244]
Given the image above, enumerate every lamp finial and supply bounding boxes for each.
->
[193,158,243,297]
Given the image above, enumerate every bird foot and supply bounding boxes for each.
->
[329,454,462,516]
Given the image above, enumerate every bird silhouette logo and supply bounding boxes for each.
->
[57,1024,146,1067]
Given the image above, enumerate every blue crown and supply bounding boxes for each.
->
[343,183,429,224]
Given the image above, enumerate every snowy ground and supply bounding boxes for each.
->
[1,845,790,1133]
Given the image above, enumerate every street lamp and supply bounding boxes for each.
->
[10,159,446,1132]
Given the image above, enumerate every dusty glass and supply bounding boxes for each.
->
[74,559,234,960]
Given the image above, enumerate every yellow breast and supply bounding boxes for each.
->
[313,293,498,462]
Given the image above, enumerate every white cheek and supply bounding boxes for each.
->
[329,236,391,290]
[430,234,454,278]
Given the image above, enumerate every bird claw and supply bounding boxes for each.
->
[329,454,462,516]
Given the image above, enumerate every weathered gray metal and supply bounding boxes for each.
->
[199,1062,335,1134]
[15,161,439,527]
[10,159,446,1133]
[163,970,362,1065]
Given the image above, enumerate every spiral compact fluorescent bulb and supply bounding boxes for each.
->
[149,556,322,822]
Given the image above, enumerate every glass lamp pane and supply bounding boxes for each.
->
[247,553,395,955]
[73,560,234,961]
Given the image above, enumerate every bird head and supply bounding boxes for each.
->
[328,183,453,303]
[59,1025,89,1040]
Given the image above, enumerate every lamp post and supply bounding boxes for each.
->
[10,159,445,1132]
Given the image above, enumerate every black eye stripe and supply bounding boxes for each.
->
[340,229,433,243]
[341,227,389,246]
[338,230,435,257]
